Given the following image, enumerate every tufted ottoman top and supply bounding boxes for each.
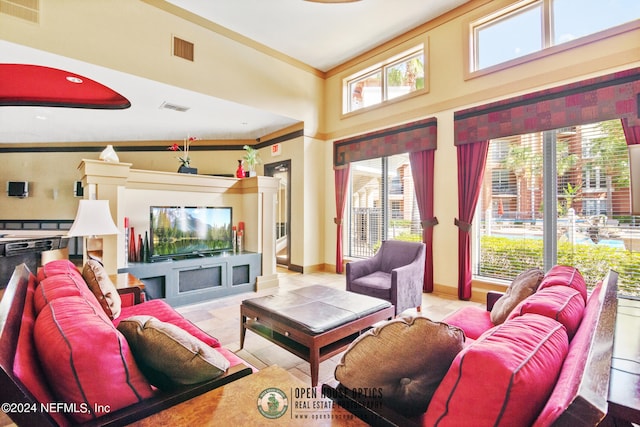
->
[242,285,392,335]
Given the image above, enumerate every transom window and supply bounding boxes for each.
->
[471,0,640,71]
[345,48,425,113]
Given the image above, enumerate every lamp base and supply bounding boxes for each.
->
[86,237,104,263]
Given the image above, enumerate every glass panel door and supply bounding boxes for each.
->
[264,160,291,267]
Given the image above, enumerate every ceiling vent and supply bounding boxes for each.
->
[160,101,190,113]
[0,0,39,23]
[173,36,194,62]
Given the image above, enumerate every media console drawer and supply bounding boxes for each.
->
[119,251,261,306]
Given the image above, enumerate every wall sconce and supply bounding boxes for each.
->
[67,200,119,263]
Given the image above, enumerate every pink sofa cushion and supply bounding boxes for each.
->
[442,305,494,340]
[507,286,585,339]
[13,274,71,427]
[115,299,221,348]
[34,272,103,316]
[36,259,82,282]
[423,314,569,427]
[34,296,154,424]
[538,265,587,304]
[532,281,603,427]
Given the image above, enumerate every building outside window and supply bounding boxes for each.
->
[475,119,639,297]
[348,154,420,257]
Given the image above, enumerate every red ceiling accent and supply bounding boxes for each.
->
[0,64,130,109]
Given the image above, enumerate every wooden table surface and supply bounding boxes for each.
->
[130,365,367,426]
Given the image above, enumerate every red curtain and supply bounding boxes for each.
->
[409,150,437,292]
[622,118,640,145]
[334,165,350,274]
[455,140,489,300]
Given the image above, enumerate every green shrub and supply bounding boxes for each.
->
[479,236,639,296]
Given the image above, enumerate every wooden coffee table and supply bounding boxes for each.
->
[130,365,367,426]
[240,285,394,386]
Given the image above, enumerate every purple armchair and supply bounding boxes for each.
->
[346,240,426,315]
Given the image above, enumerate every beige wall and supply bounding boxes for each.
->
[0,152,89,219]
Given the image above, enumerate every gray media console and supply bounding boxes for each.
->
[118,251,261,306]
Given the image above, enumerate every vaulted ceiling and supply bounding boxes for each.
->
[0,0,468,145]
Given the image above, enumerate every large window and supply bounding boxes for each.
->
[345,48,425,113]
[471,0,640,71]
[348,154,420,257]
[476,120,640,297]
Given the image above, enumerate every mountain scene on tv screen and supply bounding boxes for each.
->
[151,207,232,256]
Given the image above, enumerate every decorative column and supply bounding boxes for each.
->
[239,176,280,290]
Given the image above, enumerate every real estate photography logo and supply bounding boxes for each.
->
[257,388,288,419]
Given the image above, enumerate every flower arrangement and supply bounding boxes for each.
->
[168,136,197,167]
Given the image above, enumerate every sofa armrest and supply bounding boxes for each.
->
[486,291,504,311]
[321,383,420,427]
[118,287,142,306]
[82,364,253,427]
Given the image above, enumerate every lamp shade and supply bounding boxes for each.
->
[67,200,120,237]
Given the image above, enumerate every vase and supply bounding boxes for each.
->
[178,165,198,174]
[236,160,244,178]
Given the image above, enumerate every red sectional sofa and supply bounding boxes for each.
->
[324,265,619,427]
[0,260,253,427]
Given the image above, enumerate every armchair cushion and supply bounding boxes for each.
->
[83,259,122,320]
[335,316,464,416]
[490,268,544,325]
[349,271,392,299]
[117,315,230,389]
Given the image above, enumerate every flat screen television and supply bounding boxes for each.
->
[149,206,233,260]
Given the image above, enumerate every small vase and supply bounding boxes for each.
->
[178,165,198,174]
[236,160,244,178]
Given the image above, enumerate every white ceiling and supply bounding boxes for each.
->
[0,0,467,145]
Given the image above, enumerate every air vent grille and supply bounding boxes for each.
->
[160,101,190,113]
[0,0,39,23]
[173,36,194,61]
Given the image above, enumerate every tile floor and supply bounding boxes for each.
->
[176,268,482,387]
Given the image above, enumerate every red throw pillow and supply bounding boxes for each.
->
[34,296,154,424]
[424,314,569,427]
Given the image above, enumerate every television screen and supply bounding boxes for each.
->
[150,206,233,259]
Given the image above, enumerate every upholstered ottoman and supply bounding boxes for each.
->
[240,285,394,386]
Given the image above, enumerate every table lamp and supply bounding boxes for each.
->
[67,199,119,263]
